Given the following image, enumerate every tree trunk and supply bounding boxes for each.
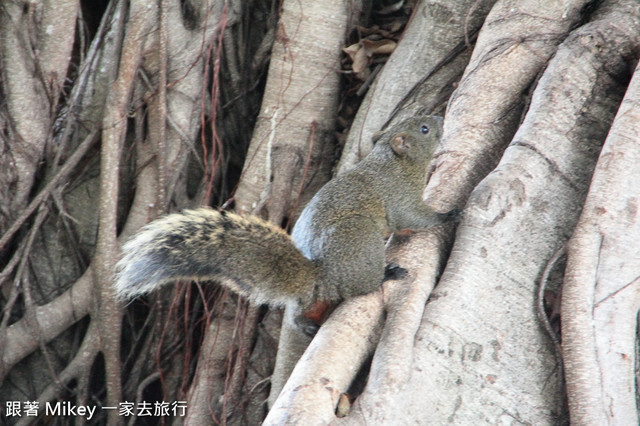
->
[385,1,635,423]
[562,47,640,426]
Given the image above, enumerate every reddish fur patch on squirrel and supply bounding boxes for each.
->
[302,300,334,324]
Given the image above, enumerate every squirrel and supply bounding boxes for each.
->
[115,114,457,334]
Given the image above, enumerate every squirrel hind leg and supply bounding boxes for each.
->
[294,300,335,336]
[310,216,386,301]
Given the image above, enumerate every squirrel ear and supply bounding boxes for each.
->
[390,133,410,156]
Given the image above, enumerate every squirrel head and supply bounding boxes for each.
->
[372,115,444,164]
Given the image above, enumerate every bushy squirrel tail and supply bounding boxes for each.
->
[115,208,318,307]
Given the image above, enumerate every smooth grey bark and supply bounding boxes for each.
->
[562,23,640,423]
[235,0,363,218]
[265,292,384,425]
[389,0,633,422]
[425,0,590,212]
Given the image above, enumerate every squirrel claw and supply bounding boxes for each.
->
[294,316,320,337]
[439,208,462,223]
[384,262,408,281]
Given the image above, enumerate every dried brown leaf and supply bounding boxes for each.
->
[342,42,361,62]
[361,38,397,56]
[352,47,370,79]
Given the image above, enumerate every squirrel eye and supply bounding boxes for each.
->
[420,124,429,135]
